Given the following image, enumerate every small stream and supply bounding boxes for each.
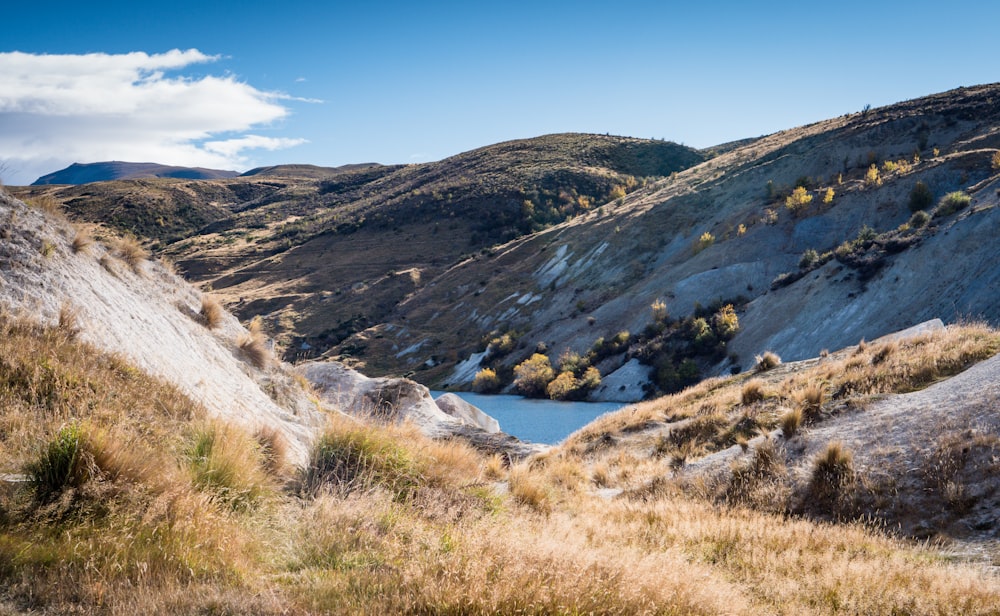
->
[433,391,629,445]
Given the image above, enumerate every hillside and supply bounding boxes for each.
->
[32,161,239,185]
[332,84,1000,396]
[2,186,1000,614]
[12,133,705,365]
[11,85,1000,404]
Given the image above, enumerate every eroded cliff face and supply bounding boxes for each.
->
[0,191,325,465]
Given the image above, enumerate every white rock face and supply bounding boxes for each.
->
[592,358,649,402]
[297,360,501,436]
[0,193,326,466]
[435,393,500,433]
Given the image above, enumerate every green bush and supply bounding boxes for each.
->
[303,425,422,500]
[799,249,819,269]
[909,210,931,228]
[935,191,971,217]
[26,423,89,501]
[908,181,933,212]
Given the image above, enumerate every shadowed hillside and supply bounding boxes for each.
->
[13,133,705,366]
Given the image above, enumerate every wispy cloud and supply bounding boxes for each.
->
[0,49,308,184]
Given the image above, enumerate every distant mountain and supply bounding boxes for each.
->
[32,161,239,185]
[240,163,383,178]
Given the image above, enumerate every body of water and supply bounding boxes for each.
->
[433,391,629,445]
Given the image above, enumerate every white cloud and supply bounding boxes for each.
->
[204,135,308,158]
[0,49,308,184]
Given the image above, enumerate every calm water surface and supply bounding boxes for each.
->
[433,391,629,445]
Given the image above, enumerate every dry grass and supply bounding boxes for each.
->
[200,294,225,329]
[780,406,804,438]
[741,378,766,404]
[26,194,66,220]
[112,235,148,274]
[755,350,782,371]
[238,316,270,369]
[805,441,856,516]
[4,314,1000,614]
[56,301,80,340]
[254,424,291,477]
[70,229,93,254]
[797,382,824,419]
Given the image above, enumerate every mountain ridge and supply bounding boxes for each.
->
[32,161,239,185]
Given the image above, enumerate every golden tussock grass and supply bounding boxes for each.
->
[200,294,225,329]
[70,229,93,254]
[755,350,782,371]
[4,314,1000,614]
[741,378,766,404]
[238,316,271,369]
[112,235,148,274]
[780,406,804,437]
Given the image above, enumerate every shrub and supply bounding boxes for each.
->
[26,423,90,501]
[200,295,224,329]
[799,249,819,269]
[712,304,739,340]
[908,181,933,212]
[864,164,882,187]
[513,353,555,398]
[694,231,714,253]
[785,186,813,215]
[579,366,601,391]
[472,367,501,393]
[741,379,766,405]
[546,371,578,400]
[935,191,971,217]
[650,299,668,323]
[909,210,931,228]
[822,187,835,205]
[755,351,781,372]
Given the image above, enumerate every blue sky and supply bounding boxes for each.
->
[2,0,999,184]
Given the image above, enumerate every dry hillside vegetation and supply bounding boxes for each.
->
[2,310,1000,614]
[312,84,1000,390]
[12,134,704,369]
[559,323,1000,535]
[13,87,1000,398]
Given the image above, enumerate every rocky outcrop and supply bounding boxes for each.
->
[0,192,325,466]
[435,393,501,433]
[297,360,544,457]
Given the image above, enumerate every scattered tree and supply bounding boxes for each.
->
[513,353,555,397]
[785,186,813,215]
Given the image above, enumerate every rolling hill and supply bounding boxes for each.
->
[12,85,1000,403]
